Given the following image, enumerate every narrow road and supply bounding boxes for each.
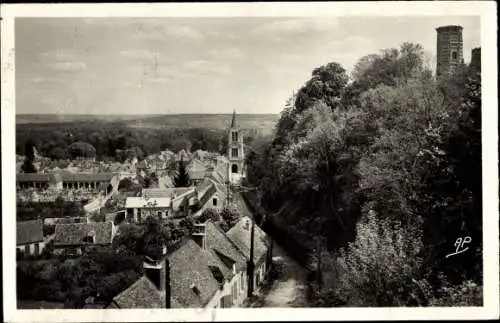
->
[250,242,309,307]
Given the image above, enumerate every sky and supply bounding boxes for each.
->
[15,16,480,115]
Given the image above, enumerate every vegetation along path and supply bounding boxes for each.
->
[249,242,309,307]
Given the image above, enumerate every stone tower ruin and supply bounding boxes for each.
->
[436,25,464,77]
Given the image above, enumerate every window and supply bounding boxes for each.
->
[231,164,238,174]
[232,131,238,142]
[213,198,218,206]
[82,236,95,244]
[231,148,238,158]
[452,51,457,60]
[232,283,237,304]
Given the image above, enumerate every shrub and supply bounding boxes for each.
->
[316,211,425,307]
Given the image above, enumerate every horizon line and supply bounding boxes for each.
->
[15,112,280,116]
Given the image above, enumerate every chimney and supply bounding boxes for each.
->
[192,222,206,249]
[143,245,171,308]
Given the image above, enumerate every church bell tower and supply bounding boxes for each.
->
[227,110,245,184]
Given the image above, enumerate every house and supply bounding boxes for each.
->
[192,179,227,217]
[107,238,229,309]
[187,159,208,185]
[226,215,272,290]
[53,221,115,256]
[126,187,197,221]
[16,173,55,190]
[16,172,118,192]
[136,160,148,177]
[17,219,45,258]
[125,197,174,222]
[158,175,174,188]
[201,221,249,307]
[59,172,119,192]
[192,149,209,161]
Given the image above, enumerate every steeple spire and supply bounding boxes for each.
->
[230,110,237,128]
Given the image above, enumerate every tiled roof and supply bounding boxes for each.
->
[54,222,113,246]
[226,215,269,264]
[188,170,206,180]
[60,172,116,182]
[168,239,222,308]
[112,276,166,308]
[43,217,88,226]
[142,187,192,198]
[188,158,206,169]
[198,184,217,208]
[204,221,247,275]
[17,219,44,245]
[17,173,53,183]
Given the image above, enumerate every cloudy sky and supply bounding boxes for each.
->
[16,16,480,115]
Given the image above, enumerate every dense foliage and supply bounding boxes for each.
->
[16,121,265,162]
[17,253,143,307]
[17,198,86,222]
[246,42,482,306]
[198,205,240,232]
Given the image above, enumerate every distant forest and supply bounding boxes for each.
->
[16,117,273,161]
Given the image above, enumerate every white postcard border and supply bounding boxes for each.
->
[1,2,498,322]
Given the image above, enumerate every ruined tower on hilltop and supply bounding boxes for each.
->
[436,25,464,77]
[470,47,481,74]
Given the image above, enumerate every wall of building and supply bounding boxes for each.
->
[17,241,46,257]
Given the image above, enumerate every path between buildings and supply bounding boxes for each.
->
[249,242,309,307]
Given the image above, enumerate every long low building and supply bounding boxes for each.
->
[16,172,119,191]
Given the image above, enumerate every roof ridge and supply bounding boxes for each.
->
[209,221,248,260]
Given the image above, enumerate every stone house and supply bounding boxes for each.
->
[200,221,249,307]
[107,238,229,309]
[226,216,272,290]
[53,221,116,256]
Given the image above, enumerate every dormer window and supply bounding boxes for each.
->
[190,283,200,296]
[82,231,96,244]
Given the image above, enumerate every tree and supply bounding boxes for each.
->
[198,208,220,224]
[220,205,240,231]
[345,42,431,110]
[21,139,37,173]
[118,178,134,191]
[140,217,170,260]
[295,62,349,114]
[49,147,67,160]
[67,141,96,159]
[174,157,191,187]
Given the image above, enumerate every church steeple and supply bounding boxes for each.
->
[227,110,245,185]
[230,110,237,128]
